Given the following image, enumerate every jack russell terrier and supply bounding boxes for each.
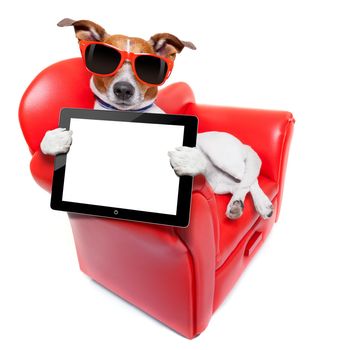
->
[41,18,273,220]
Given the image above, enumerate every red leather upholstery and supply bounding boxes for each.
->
[215,175,278,268]
[19,58,294,339]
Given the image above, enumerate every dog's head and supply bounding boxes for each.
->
[58,18,196,110]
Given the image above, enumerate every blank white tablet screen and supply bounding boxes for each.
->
[62,118,185,215]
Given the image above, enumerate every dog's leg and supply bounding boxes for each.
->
[225,146,259,219]
[241,145,273,219]
[240,146,274,219]
[226,145,273,219]
[226,186,250,219]
[40,128,73,156]
[237,145,261,187]
[250,181,274,219]
[168,146,209,176]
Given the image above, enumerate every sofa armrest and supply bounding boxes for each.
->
[185,103,295,220]
[174,185,218,335]
[192,174,219,251]
[30,150,54,192]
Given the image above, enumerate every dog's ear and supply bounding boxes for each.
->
[149,33,196,60]
[57,18,109,42]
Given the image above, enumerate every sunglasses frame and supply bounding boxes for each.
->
[79,40,174,87]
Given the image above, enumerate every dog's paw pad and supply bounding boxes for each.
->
[256,202,274,219]
[266,204,274,218]
[226,200,244,220]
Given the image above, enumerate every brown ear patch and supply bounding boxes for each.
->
[150,33,196,53]
[57,18,108,42]
[149,33,196,60]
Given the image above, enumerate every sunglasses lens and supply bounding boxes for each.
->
[135,55,168,85]
[85,44,121,74]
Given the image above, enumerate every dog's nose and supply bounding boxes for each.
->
[113,82,135,100]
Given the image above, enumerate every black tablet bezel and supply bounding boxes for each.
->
[51,108,198,228]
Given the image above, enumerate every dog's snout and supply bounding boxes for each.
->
[113,82,135,100]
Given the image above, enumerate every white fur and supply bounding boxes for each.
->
[40,128,72,156]
[90,28,101,41]
[154,38,166,51]
[196,131,246,181]
[126,39,131,52]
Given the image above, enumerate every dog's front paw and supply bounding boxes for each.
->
[254,196,274,219]
[226,200,244,220]
[40,128,73,156]
[168,146,206,177]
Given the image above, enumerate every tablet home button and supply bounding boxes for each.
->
[114,209,119,215]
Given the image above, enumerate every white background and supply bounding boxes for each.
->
[63,118,183,215]
[1,0,350,349]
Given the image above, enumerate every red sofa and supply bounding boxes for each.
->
[19,58,294,339]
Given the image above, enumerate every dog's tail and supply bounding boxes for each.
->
[249,181,274,219]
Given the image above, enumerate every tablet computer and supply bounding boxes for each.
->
[51,108,198,227]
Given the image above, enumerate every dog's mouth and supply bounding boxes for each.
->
[113,101,137,110]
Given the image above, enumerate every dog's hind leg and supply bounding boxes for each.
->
[241,145,273,219]
[226,145,273,219]
[250,180,274,219]
[226,146,261,219]
[239,145,262,187]
[226,186,250,219]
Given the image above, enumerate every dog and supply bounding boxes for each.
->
[40,18,273,220]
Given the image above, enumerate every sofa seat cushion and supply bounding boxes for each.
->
[215,175,278,268]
